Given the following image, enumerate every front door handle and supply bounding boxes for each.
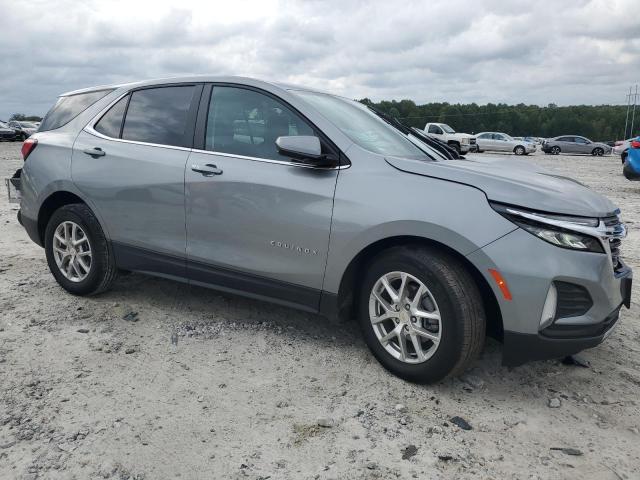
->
[191,163,223,177]
[83,147,105,157]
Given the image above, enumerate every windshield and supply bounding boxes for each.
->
[441,124,455,133]
[291,90,430,160]
[19,122,37,128]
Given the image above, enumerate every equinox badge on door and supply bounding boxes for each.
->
[270,240,319,255]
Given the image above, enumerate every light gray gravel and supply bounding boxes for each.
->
[1,142,639,479]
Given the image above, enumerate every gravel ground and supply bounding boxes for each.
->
[1,142,639,480]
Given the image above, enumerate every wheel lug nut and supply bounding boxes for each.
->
[394,305,400,311]
[411,316,416,322]
[404,304,410,310]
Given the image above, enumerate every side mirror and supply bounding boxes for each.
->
[276,136,338,168]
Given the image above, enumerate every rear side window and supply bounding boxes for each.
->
[121,86,195,147]
[40,89,113,132]
[428,125,443,134]
[94,95,128,138]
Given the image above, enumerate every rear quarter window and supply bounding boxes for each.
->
[39,89,113,132]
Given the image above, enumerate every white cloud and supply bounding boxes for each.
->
[0,0,638,119]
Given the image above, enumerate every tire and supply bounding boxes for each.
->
[358,246,486,383]
[622,151,628,164]
[514,145,525,155]
[44,203,117,296]
[449,143,461,155]
[592,148,604,156]
[550,146,561,155]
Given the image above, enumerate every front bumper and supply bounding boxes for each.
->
[467,227,632,365]
[502,305,622,366]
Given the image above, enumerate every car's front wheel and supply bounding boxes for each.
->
[514,145,525,155]
[592,147,604,156]
[550,146,561,155]
[358,246,485,383]
[45,204,117,296]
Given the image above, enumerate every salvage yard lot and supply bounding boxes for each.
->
[1,142,639,479]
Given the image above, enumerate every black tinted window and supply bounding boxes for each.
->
[205,86,315,160]
[40,89,112,132]
[122,86,195,147]
[428,125,442,134]
[94,95,128,138]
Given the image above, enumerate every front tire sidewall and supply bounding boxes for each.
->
[358,249,476,383]
[45,205,112,296]
[551,147,560,155]
[514,146,525,155]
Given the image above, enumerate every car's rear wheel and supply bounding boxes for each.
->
[551,146,561,155]
[45,204,117,296]
[592,147,604,156]
[514,145,525,155]
[358,246,485,383]
[622,151,628,164]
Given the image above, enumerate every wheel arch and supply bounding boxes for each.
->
[37,191,91,245]
[333,235,503,340]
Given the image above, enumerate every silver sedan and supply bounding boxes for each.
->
[475,132,536,155]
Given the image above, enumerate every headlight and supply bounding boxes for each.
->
[461,138,470,144]
[490,202,604,253]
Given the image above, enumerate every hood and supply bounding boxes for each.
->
[386,155,618,218]
[452,132,475,139]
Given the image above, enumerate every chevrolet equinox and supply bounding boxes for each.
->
[12,77,632,383]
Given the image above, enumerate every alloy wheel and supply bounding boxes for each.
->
[52,221,92,282]
[368,271,441,364]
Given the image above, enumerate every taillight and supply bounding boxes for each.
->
[21,138,37,160]
[631,140,640,149]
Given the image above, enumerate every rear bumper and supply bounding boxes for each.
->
[19,210,42,247]
[503,305,622,366]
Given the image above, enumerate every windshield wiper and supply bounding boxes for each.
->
[366,106,462,160]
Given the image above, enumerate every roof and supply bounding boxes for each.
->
[60,75,329,97]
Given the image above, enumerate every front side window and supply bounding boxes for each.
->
[205,86,315,161]
[293,90,429,160]
[40,89,112,132]
[94,95,128,138]
[428,124,443,134]
[122,86,195,147]
[575,137,589,144]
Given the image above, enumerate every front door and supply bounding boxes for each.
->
[185,85,339,311]
[73,84,201,276]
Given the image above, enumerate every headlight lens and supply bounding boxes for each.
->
[491,203,604,253]
[461,138,470,144]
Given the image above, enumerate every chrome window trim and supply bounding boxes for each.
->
[85,90,349,170]
[190,148,350,170]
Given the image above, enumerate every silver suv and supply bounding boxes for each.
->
[12,77,632,383]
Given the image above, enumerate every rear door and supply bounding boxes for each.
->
[184,84,339,311]
[558,136,577,153]
[73,84,202,276]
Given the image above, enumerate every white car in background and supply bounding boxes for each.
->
[475,132,536,155]
[614,139,634,164]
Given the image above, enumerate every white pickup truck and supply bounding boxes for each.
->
[424,122,477,155]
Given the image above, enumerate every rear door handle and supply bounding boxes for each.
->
[191,163,223,176]
[83,147,105,157]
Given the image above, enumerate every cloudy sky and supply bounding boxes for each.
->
[1,0,639,119]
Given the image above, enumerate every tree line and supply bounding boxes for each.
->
[359,99,636,141]
[8,114,43,122]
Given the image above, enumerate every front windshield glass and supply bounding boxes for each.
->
[20,122,36,128]
[441,124,455,133]
[292,90,429,159]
